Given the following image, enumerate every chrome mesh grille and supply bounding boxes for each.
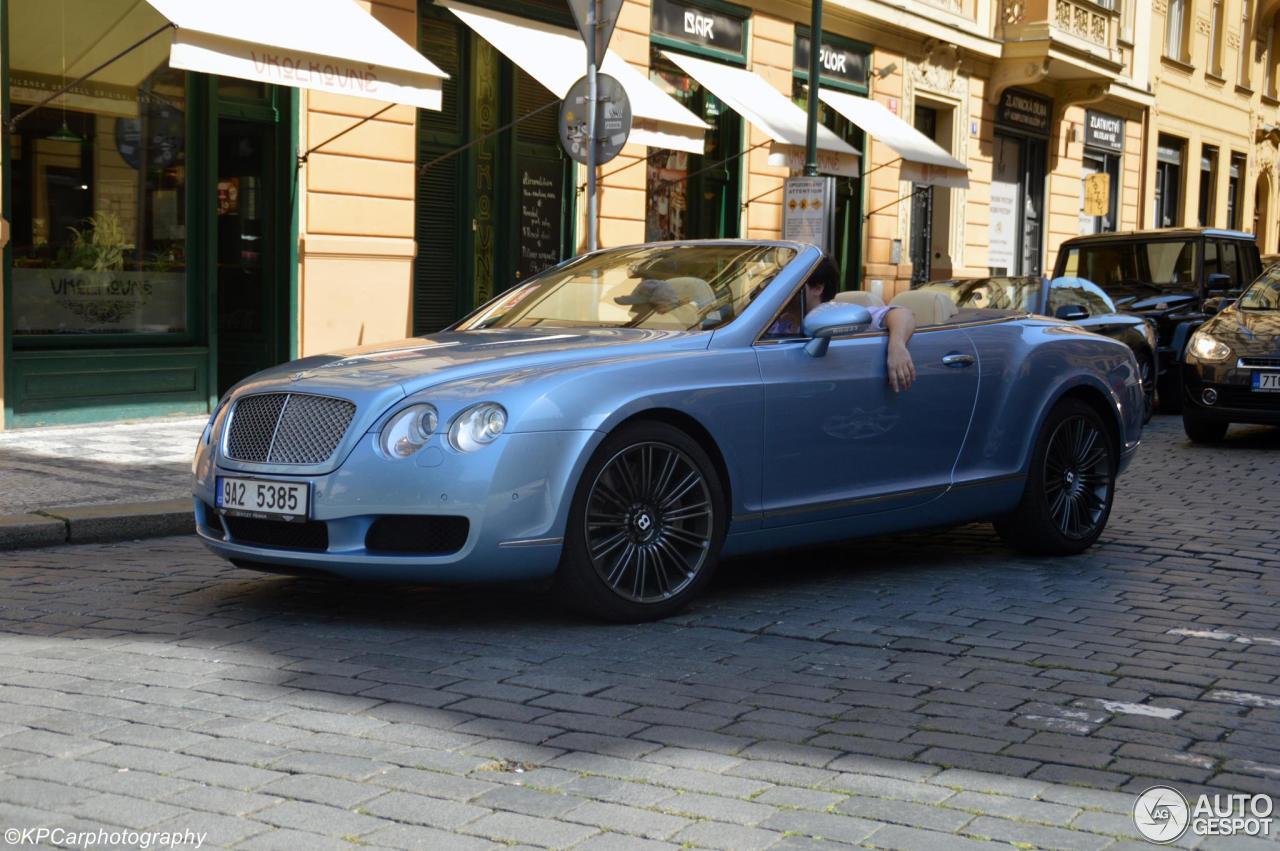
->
[225,393,356,464]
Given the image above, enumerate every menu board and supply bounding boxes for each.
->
[517,157,564,281]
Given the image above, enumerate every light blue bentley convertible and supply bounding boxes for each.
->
[194,241,1143,621]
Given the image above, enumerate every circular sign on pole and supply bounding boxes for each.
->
[559,73,632,166]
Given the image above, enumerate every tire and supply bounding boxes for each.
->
[1136,352,1156,424]
[1183,411,1229,444]
[993,398,1117,556]
[554,421,727,622]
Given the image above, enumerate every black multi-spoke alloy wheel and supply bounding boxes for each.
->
[556,421,726,622]
[994,398,1117,555]
[1183,411,1229,444]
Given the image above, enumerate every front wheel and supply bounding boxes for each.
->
[1183,412,1229,444]
[554,421,726,622]
[994,399,1117,556]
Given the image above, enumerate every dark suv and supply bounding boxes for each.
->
[1053,228,1261,407]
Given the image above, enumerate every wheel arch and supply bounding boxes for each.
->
[610,408,735,521]
[1049,383,1124,461]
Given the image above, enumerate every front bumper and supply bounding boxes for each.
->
[1183,360,1280,425]
[193,429,602,582]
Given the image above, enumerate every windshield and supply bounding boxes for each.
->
[917,278,1041,311]
[1239,266,1280,310]
[456,244,797,332]
[1060,240,1200,296]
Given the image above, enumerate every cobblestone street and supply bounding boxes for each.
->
[0,416,1276,850]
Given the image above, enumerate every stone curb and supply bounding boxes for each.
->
[0,499,193,550]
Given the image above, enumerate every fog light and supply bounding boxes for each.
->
[1202,388,1218,405]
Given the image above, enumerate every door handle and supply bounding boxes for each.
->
[942,353,975,367]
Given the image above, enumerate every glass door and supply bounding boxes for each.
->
[215,118,279,395]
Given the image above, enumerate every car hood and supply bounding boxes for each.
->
[1202,307,1280,356]
[238,326,706,399]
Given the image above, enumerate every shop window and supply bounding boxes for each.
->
[9,24,189,340]
[645,49,742,241]
[1226,153,1245,229]
[1198,146,1218,227]
[1154,136,1184,228]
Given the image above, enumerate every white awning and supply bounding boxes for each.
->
[817,89,969,189]
[661,51,860,177]
[145,0,448,110]
[440,0,708,155]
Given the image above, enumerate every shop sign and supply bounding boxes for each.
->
[516,158,564,281]
[997,88,1051,136]
[793,33,868,88]
[10,70,139,118]
[782,176,837,254]
[651,0,745,54]
[12,268,186,335]
[1084,111,1125,154]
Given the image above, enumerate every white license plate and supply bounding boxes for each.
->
[1253,372,1280,392]
[216,477,309,521]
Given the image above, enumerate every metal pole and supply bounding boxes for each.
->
[586,0,599,251]
[803,0,824,176]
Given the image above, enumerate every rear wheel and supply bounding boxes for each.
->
[1183,412,1229,444]
[994,398,1117,556]
[554,421,726,622]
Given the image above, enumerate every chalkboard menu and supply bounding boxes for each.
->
[517,157,564,281]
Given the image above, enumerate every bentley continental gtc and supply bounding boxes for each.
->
[193,241,1144,621]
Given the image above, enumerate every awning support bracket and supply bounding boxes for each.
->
[298,103,397,167]
[863,184,931,221]
[5,22,177,133]
[419,98,559,174]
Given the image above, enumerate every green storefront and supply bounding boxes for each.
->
[2,0,296,427]
[413,0,578,334]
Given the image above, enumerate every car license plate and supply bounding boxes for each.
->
[216,477,309,521]
[1253,372,1280,392]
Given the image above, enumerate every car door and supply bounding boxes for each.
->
[756,323,980,527]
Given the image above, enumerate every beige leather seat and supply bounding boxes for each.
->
[833,290,886,309]
[889,289,959,326]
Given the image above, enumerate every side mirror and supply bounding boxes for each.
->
[802,303,872,357]
[1207,273,1233,295]
[1203,296,1235,314]
[1054,303,1089,321]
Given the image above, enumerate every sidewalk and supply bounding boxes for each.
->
[0,415,205,549]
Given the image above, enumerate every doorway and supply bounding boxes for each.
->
[910,106,937,284]
[990,132,1047,275]
[212,84,292,396]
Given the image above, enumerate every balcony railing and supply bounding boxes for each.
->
[1000,0,1119,59]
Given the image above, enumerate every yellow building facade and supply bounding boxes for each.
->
[5,0,1280,429]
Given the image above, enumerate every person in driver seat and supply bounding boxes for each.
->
[771,266,917,393]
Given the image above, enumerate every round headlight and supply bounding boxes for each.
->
[1188,330,1231,362]
[380,404,439,459]
[449,403,507,452]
